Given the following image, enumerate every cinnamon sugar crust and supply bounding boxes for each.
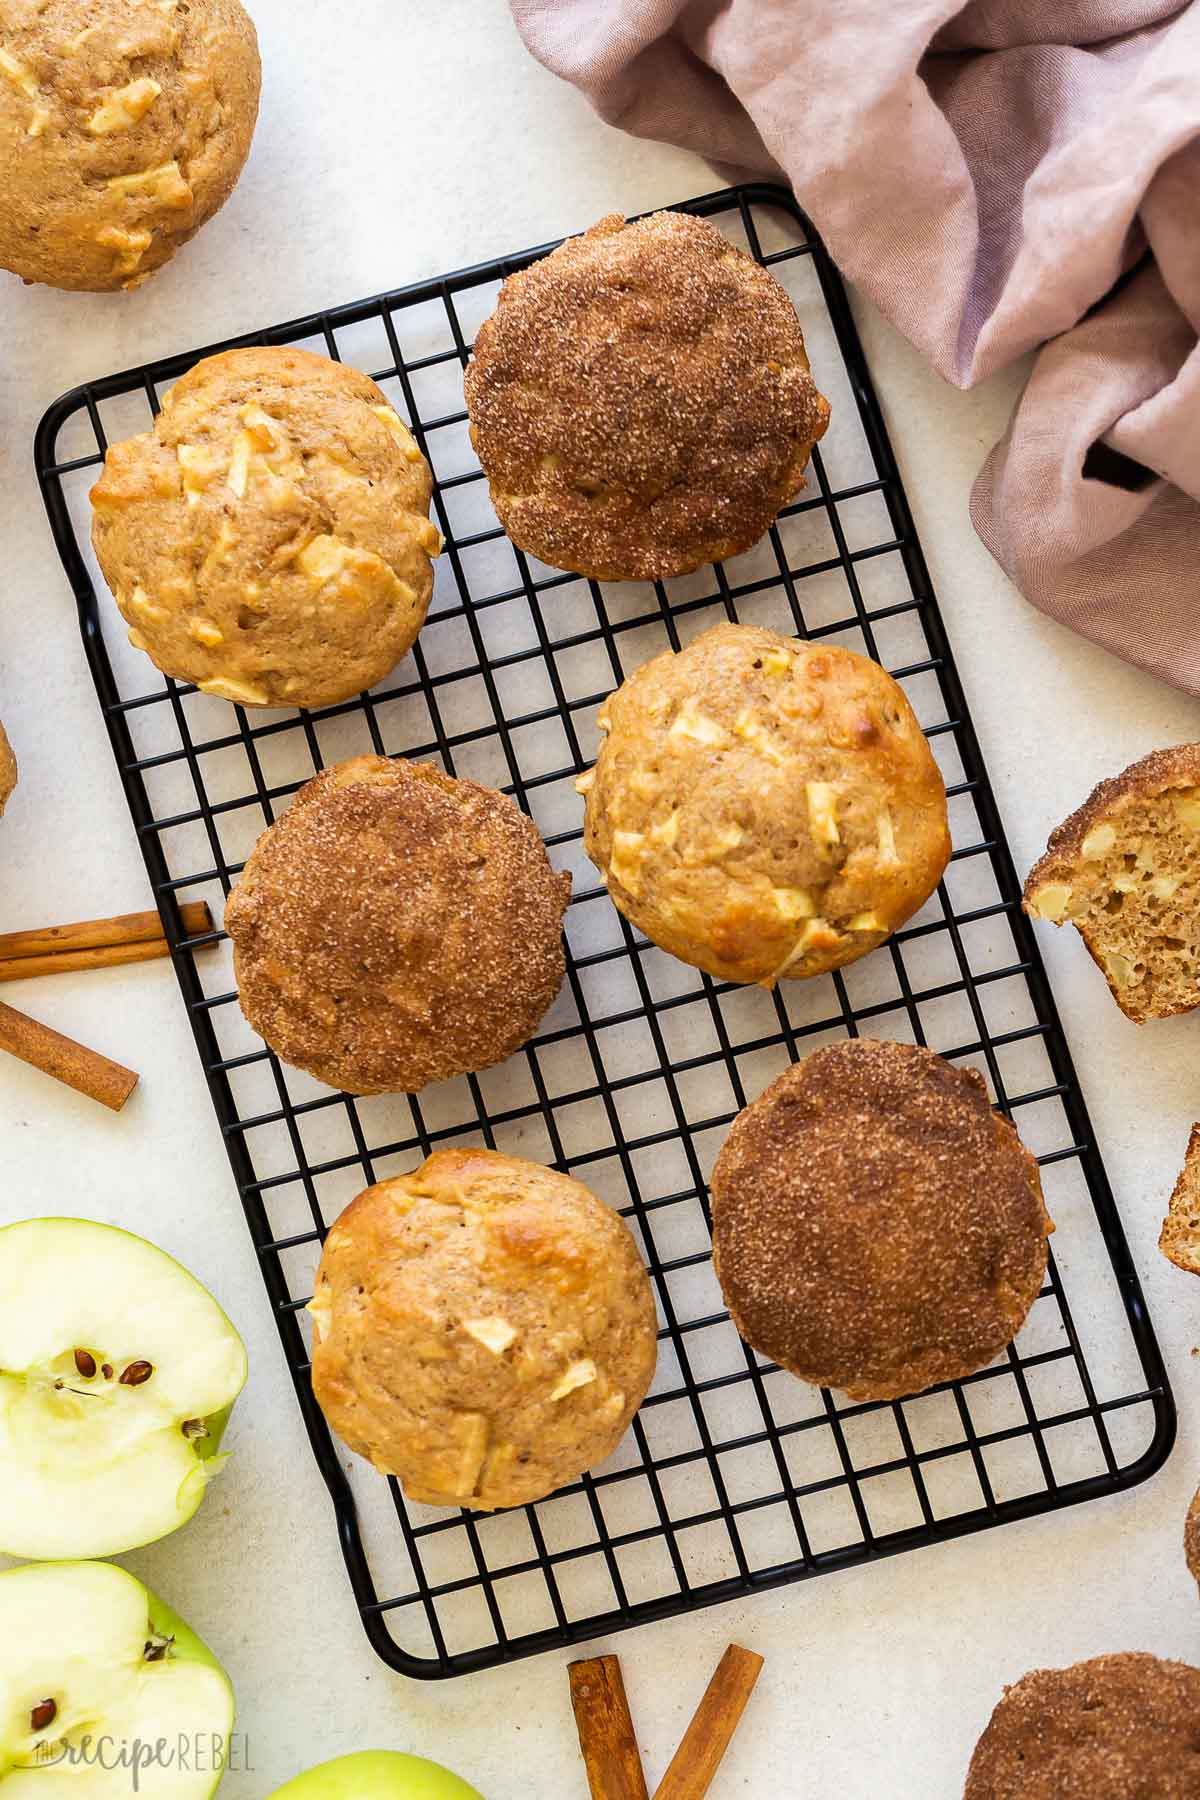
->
[964,1653,1200,1798]
[224,755,571,1094]
[711,1039,1050,1402]
[464,211,830,581]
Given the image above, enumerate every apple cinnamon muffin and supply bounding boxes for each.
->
[91,347,440,710]
[224,756,571,1094]
[0,0,260,292]
[964,1653,1200,1798]
[711,1039,1051,1401]
[464,210,830,580]
[1187,1484,1200,1593]
[1024,743,1200,1022]
[579,622,950,985]
[310,1148,658,1510]
[0,717,15,814]
[1160,1123,1200,1275]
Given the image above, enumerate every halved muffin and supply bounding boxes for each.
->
[1023,744,1200,1022]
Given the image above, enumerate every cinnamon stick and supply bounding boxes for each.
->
[0,902,212,982]
[653,1644,764,1800]
[569,1655,649,1800]
[0,999,138,1111]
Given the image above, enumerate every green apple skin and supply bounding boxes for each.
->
[268,1751,485,1800]
[143,1583,231,1686]
[195,1404,236,1465]
[0,1217,248,1561]
[0,1560,234,1799]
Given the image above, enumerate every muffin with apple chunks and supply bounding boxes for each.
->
[1023,742,1200,1022]
[224,756,571,1094]
[711,1039,1051,1401]
[0,0,260,292]
[310,1148,658,1510]
[464,210,830,580]
[579,622,950,986]
[91,346,441,710]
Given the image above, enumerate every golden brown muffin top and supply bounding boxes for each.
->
[0,0,260,291]
[224,756,571,1094]
[581,622,950,986]
[91,346,440,710]
[964,1653,1200,1798]
[1187,1484,1200,1592]
[310,1147,658,1510]
[711,1039,1050,1402]
[465,211,830,581]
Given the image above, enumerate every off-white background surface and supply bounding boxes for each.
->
[1,5,1197,1796]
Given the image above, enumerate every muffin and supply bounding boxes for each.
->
[1160,1122,1200,1275]
[91,347,440,710]
[1024,743,1200,1022]
[224,755,571,1094]
[309,1147,658,1509]
[0,718,15,814]
[464,211,830,581]
[1187,1485,1200,1593]
[579,623,950,985]
[964,1653,1200,1798]
[0,0,259,292]
[710,1040,1051,1401]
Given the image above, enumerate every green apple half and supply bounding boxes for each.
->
[0,1561,233,1798]
[269,1751,485,1800]
[0,1218,248,1559]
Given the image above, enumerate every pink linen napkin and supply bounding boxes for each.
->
[510,0,1200,697]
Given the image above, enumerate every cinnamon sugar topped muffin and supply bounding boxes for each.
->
[965,1653,1200,1798]
[0,0,260,291]
[711,1039,1051,1401]
[224,755,571,1095]
[465,211,830,581]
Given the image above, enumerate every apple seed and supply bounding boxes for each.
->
[143,1634,175,1663]
[101,1363,114,1379]
[119,1360,154,1387]
[30,1698,56,1732]
[181,1419,209,1442]
[74,1349,97,1378]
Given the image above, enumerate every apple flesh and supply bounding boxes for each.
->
[0,1218,248,1560]
[268,1751,485,1800]
[0,1560,234,1798]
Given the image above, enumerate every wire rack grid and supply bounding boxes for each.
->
[36,184,1174,1681]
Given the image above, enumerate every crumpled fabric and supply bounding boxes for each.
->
[510,1,1200,695]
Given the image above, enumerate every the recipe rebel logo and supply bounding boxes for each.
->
[31,1732,254,1789]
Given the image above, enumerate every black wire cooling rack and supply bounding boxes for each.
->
[37,184,1175,1681]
